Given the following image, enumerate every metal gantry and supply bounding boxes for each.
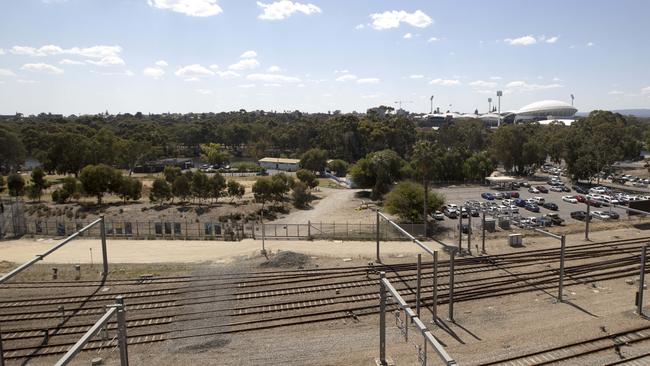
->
[54,296,129,366]
[378,272,457,366]
[532,228,567,303]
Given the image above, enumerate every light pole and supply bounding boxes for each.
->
[571,94,575,107]
[496,90,503,126]
[488,98,492,113]
[430,95,434,114]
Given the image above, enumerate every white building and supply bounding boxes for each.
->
[259,157,301,172]
[513,100,578,122]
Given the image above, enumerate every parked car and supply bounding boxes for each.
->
[521,181,531,187]
[536,186,549,193]
[533,196,546,204]
[543,202,558,210]
[609,212,620,219]
[544,213,565,225]
[510,192,520,198]
[570,211,591,221]
[592,211,611,220]
[550,186,563,192]
[562,186,571,192]
[562,195,578,203]
[525,203,540,212]
[460,207,469,218]
[433,211,444,220]
[590,186,607,194]
[470,209,480,217]
[576,195,587,203]
[514,198,526,207]
[587,199,602,207]
[531,216,552,227]
[573,186,588,194]
[528,187,540,194]
[481,192,494,200]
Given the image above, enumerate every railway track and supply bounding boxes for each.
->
[2,235,650,362]
[480,324,650,366]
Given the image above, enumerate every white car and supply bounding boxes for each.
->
[550,186,564,192]
[533,196,545,204]
[590,187,607,194]
[592,211,611,220]
[562,195,578,203]
[601,196,619,205]
[433,211,444,220]
[528,187,540,194]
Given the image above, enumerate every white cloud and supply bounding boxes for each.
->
[587,42,595,47]
[155,60,168,67]
[228,58,260,71]
[196,88,213,95]
[355,24,365,30]
[361,93,382,99]
[0,48,4,55]
[546,36,559,44]
[504,35,537,46]
[369,10,432,30]
[608,90,624,95]
[409,74,424,79]
[552,77,562,81]
[427,37,439,43]
[489,76,502,80]
[143,67,165,78]
[267,65,281,73]
[0,68,16,77]
[95,70,135,77]
[264,83,282,87]
[238,84,255,88]
[17,79,38,84]
[357,78,380,84]
[469,80,498,88]
[59,59,85,65]
[240,50,257,59]
[85,55,125,67]
[174,64,215,78]
[641,86,650,95]
[335,74,357,82]
[333,69,349,74]
[257,1,322,20]
[246,73,301,83]
[216,70,240,79]
[505,80,563,91]
[429,78,460,86]
[403,33,413,39]
[21,63,64,74]
[147,0,223,17]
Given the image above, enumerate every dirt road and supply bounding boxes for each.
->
[276,188,378,224]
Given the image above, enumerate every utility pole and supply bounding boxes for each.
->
[488,98,492,113]
[496,90,503,127]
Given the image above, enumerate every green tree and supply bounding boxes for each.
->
[226,180,245,203]
[163,166,182,184]
[291,181,311,209]
[384,181,445,222]
[200,143,231,168]
[7,173,25,197]
[270,173,295,202]
[149,178,172,204]
[191,171,210,203]
[0,128,26,173]
[296,169,319,189]
[172,175,191,202]
[300,148,328,173]
[327,159,349,177]
[462,152,494,182]
[79,164,122,204]
[44,133,93,176]
[117,177,142,202]
[30,167,47,202]
[253,176,275,216]
[117,139,153,175]
[350,149,404,200]
[208,173,226,203]
[411,140,442,229]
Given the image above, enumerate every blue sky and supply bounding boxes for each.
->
[0,0,649,115]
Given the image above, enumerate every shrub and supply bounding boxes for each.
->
[384,181,445,222]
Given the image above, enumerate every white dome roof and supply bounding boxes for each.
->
[517,100,577,114]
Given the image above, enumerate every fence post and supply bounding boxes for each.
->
[433,250,438,324]
[0,322,5,366]
[467,213,472,255]
[307,220,311,239]
[115,296,129,366]
[585,204,591,241]
[481,211,486,254]
[448,249,455,322]
[379,271,387,365]
[416,254,421,318]
[638,244,647,316]
[558,235,566,303]
[457,214,462,253]
[100,215,108,277]
[376,211,381,263]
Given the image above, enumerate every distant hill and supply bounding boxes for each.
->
[576,109,650,118]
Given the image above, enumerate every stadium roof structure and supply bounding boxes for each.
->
[515,100,577,119]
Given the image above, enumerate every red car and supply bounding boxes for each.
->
[576,195,587,203]
[587,199,602,207]
[536,186,549,193]
[510,192,520,198]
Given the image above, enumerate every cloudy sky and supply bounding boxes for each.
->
[0,0,649,115]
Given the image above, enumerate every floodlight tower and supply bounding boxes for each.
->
[571,94,575,107]
[430,95,434,114]
[488,98,492,113]
[496,90,503,126]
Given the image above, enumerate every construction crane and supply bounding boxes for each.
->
[394,100,413,110]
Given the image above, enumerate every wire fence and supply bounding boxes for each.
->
[16,218,430,241]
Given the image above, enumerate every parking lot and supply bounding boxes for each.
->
[433,181,631,233]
